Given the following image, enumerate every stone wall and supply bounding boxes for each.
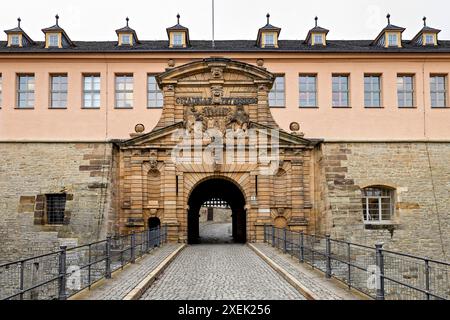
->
[199,207,232,223]
[0,142,115,263]
[317,142,450,261]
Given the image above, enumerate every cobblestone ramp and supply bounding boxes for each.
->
[71,244,181,300]
[140,244,306,300]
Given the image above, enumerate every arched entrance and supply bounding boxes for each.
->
[188,178,246,244]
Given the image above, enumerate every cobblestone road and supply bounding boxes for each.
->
[199,222,233,243]
[140,244,305,300]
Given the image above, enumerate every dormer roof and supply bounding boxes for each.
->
[4,17,34,45]
[372,14,405,46]
[256,14,281,46]
[115,17,140,45]
[411,17,441,45]
[41,14,75,47]
[304,17,329,45]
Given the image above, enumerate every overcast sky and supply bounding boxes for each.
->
[1,0,449,41]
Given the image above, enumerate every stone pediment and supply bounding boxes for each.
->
[119,121,318,149]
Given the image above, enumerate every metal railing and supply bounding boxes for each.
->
[0,225,168,300]
[264,225,450,300]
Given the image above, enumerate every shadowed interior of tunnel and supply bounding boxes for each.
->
[188,178,246,244]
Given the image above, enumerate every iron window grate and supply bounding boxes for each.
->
[46,194,67,225]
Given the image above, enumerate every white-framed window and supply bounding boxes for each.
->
[147,75,163,108]
[50,74,68,108]
[11,35,20,46]
[362,187,394,224]
[299,75,317,107]
[430,75,447,108]
[314,34,323,45]
[364,75,381,108]
[388,33,398,47]
[49,34,59,47]
[83,74,101,108]
[121,34,131,45]
[269,76,285,107]
[17,74,35,108]
[115,74,133,108]
[172,32,183,47]
[425,34,435,45]
[264,33,275,46]
[332,75,349,107]
[397,75,415,108]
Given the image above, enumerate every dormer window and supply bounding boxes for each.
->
[256,14,281,48]
[264,33,275,47]
[42,15,75,49]
[11,35,20,46]
[173,32,183,47]
[388,33,398,47]
[305,17,329,47]
[166,14,190,48]
[313,34,323,45]
[116,17,140,47]
[4,17,34,48]
[372,14,405,48]
[411,17,441,47]
[49,34,59,47]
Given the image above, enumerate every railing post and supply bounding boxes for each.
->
[375,242,385,301]
[325,235,332,279]
[271,226,275,247]
[88,243,92,288]
[147,228,151,252]
[299,231,304,263]
[19,261,25,300]
[157,225,161,247]
[130,231,136,264]
[263,224,267,243]
[347,242,351,289]
[58,246,67,301]
[283,228,287,253]
[105,236,112,279]
[425,259,430,300]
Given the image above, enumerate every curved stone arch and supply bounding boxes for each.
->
[184,173,250,207]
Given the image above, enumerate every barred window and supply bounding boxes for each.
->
[299,75,317,107]
[269,76,285,107]
[397,75,415,108]
[430,75,447,108]
[364,75,381,108]
[50,74,68,108]
[115,74,133,108]
[332,75,349,107]
[83,74,101,108]
[46,194,67,225]
[202,198,229,209]
[147,75,163,108]
[362,187,394,223]
[17,74,35,108]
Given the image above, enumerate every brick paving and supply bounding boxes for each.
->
[140,244,306,300]
[75,244,181,300]
[252,243,362,300]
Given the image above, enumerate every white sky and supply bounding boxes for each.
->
[1,0,449,41]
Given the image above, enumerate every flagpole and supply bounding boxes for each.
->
[212,0,215,48]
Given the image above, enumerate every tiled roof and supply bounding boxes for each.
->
[2,39,450,53]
